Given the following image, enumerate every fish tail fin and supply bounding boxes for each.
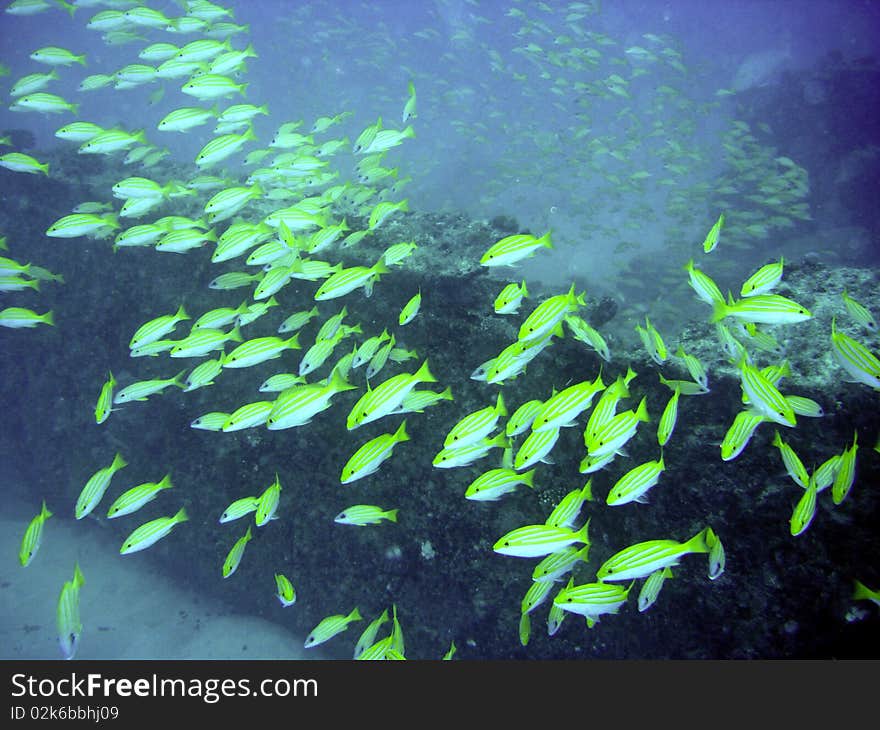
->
[538,230,553,249]
[521,468,537,488]
[710,299,729,323]
[41,500,53,519]
[576,517,591,544]
[285,333,301,350]
[73,562,85,588]
[394,419,410,443]
[686,526,713,555]
[413,359,437,384]
[495,391,507,417]
[635,396,650,423]
[328,369,357,393]
[111,452,128,471]
[174,507,189,524]
[581,478,594,502]
[492,432,511,450]
[385,509,399,523]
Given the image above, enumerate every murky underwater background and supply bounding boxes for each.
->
[0,0,879,660]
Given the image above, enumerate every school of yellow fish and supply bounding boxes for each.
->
[2,0,879,660]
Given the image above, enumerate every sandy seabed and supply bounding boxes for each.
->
[1,496,319,660]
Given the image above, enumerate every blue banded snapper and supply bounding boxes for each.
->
[222,526,252,577]
[304,608,362,649]
[56,563,85,660]
[19,500,52,567]
[120,508,189,555]
[553,578,632,628]
[597,527,716,581]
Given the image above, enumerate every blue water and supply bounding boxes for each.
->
[0,0,878,660]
